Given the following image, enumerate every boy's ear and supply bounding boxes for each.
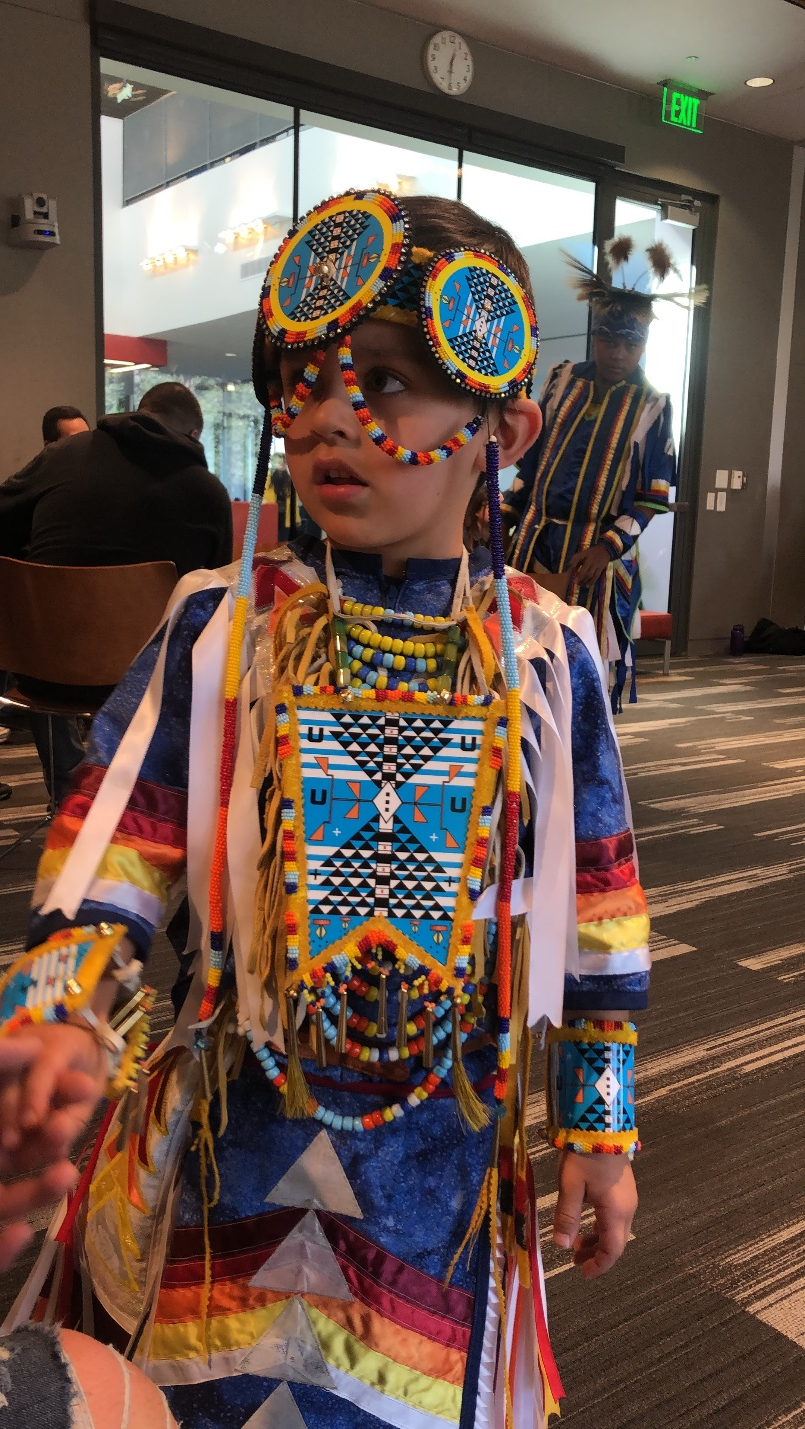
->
[495,397,542,469]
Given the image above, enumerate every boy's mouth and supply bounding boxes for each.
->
[312,459,369,499]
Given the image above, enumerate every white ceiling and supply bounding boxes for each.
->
[357,0,805,141]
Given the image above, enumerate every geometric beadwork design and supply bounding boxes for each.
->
[283,692,504,986]
[261,191,410,350]
[553,1038,636,1135]
[421,248,539,398]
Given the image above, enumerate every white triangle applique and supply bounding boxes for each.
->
[238,1296,334,1388]
[241,1382,310,1429]
[265,1131,363,1219]
[250,1211,353,1301]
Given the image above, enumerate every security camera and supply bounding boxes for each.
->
[8,194,60,249]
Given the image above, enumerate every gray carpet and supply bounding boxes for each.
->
[2,656,805,1423]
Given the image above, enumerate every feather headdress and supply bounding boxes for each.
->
[563,235,708,340]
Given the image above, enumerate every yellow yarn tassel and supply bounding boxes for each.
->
[488,1162,514,1429]
[451,1003,491,1133]
[445,1121,500,1287]
[192,1051,221,1363]
[283,991,313,1119]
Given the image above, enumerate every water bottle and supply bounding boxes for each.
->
[730,624,745,657]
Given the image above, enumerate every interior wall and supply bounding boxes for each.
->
[105,0,802,649]
[2,0,800,649]
[772,203,805,629]
[0,0,97,477]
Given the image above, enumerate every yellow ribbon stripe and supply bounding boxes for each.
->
[577,912,650,954]
[37,844,170,905]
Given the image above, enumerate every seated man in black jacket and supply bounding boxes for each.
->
[0,382,233,808]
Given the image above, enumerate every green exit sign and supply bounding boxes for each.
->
[662,85,705,133]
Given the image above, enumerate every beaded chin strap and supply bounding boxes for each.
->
[197,189,539,1121]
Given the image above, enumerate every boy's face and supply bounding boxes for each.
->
[278,320,540,572]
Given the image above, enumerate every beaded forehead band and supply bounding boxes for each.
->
[197,193,537,1094]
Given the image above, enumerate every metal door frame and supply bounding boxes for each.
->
[594,171,718,655]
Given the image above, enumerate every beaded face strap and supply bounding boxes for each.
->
[197,191,539,1076]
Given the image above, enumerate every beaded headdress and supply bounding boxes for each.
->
[565,234,708,344]
[197,189,540,1126]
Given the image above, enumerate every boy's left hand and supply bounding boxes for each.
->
[553,1148,637,1279]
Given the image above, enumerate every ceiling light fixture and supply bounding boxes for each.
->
[745,76,774,87]
[103,358,154,371]
[140,246,197,273]
[224,352,237,358]
[216,216,281,252]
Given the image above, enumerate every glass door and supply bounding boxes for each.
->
[595,177,714,650]
[611,194,698,614]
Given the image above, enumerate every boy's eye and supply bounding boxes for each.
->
[362,366,406,396]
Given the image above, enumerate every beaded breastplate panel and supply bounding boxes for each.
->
[277,689,505,997]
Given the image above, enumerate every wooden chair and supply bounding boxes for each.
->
[638,610,673,675]
[0,558,177,860]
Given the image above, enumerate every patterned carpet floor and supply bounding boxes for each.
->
[1,654,805,1424]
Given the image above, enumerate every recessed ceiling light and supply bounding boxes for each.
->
[745,76,774,87]
[224,352,237,357]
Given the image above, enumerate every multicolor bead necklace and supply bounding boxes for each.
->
[333,614,464,692]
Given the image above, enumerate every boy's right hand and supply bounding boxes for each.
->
[0,1037,89,1272]
[0,1022,109,1163]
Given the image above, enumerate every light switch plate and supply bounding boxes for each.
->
[715,470,729,489]
[706,492,716,511]
[716,490,727,512]
[731,470,745,490]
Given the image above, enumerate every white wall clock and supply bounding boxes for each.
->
[424,30,474,97]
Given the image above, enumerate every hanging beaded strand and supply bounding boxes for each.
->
[338,335,483,463]
[198,411,273,1026]
[484,434,522,1115]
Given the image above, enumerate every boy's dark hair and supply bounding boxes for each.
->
[138,382,204,437]
[400,194,536,314]
[41,406,88,444]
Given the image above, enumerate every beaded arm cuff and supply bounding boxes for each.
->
[542,1019,639,1156]
[0,924,154,1102]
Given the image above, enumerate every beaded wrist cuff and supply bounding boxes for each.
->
[542,1019,639,1156]
[0,924,154,1102]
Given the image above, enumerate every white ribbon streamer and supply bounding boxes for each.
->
[41,569,227,921]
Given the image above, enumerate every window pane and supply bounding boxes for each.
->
[100,62,294,500]
[298,112,458,213]
[461,155,596,391]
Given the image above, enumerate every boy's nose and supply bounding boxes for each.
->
[309,347,361,440]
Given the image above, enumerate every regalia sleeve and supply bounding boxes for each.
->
[28,586,228,958]
[561,626,651,1011]
[599,395,675,560]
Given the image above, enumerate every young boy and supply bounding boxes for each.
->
[0,191,647,1429]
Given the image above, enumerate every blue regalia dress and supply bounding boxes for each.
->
[18,539,650,1429]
